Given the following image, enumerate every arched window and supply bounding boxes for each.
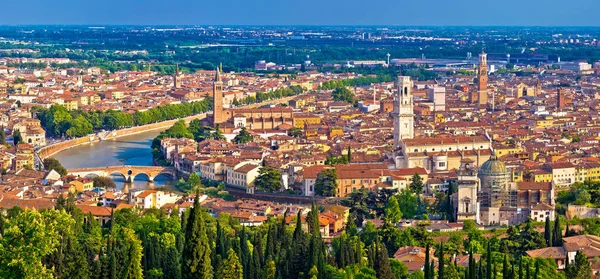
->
[404,87,408,95]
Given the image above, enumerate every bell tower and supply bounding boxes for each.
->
[174,64,181,89]
[477,50,488,106]
[213,68,225,126]
[393,76,414,148]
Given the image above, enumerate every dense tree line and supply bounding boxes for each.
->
[0,189,589,279]
[232,86,304,107]
[33,98,213,138]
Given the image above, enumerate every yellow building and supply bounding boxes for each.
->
[70,178,94,193]
[329,128,343,139]
[494,145,524,158]
[63,98,79,110]
[293,113,322,128]
[529,115,554,129]
[529,169,553,183]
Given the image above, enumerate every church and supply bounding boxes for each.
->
[392,76,492,172]
[206,68,295,132]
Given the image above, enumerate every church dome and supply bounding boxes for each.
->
[479,151,507,175]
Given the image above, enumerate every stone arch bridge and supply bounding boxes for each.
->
[67,166,178,182]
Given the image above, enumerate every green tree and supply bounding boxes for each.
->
[375,242,394,279]
[574,189,591,205]
[66,115,93,137]
[182,190,213,279]
[288,127,303,138]
[332,87,354,103]
[187,172,202,192]
[438,242,445,279]
[0,128,6,145]
[443,261,461,279]
[233,127,253,144]
[254,166,283,193]
[552,215,563,247]
[218,249,243,279]
[314,168,338,197]
[92,176,116,189]
[12,129,22,145]
[384,196,402,224]
[566,251,591,279]
[0,209,70,279]
[409,173,424,194]
[43,158,68,176]
[397,189,419,219]
[544,216,552,247]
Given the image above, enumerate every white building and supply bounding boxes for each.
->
[393,76,415,148]
[428,86,446,112]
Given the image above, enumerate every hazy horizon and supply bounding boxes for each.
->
[2,0,600,26]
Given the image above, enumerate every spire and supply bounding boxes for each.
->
[215,67,221,83]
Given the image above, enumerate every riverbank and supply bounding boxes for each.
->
[40,94,301,161]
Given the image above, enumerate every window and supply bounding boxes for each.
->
[439,162,446,167]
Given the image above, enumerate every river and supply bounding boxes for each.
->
[52,130,178,192]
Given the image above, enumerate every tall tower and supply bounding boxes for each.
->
[393,76,414,148]
[174,64,181,89]
[557,88,566,110]
[213,68,225,125]
[477,51,488,106]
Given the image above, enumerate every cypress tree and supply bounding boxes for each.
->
[486,242,492,279]
[0,128,6,145]
[502,254,509,279]
[250,249,262,279]
[182,190,213,279]
[544,216,552,247]
[518,259,523,279]
[367,243,376,269]
[240,227,251,279]
[424,244,430,279]
[293,211,304,241]
[217,249,243,279]
[478,259,484,279]
[163,244,182,279]
[525,262,530,279]
[438,242,444,279]
[468,248,475,279]
[552,215,563,247]
[375,241,394,279]
[254,232,263,265]
[493,262,497,279]
[354,238,362,267]
[308,200,321,237]
[533,260,539,279]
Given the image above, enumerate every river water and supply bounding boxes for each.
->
[52,130,177,191]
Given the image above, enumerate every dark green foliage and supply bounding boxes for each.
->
[12,129,22,145]
[552,215,563,247]
[374,241,394,279]
[565,251,591,279]
[331,87,355,103]
[43,158,68,176]
[254,166,283,193]
[233,127,253,144]
[409,173,424,194]
[544,216,552,247]
[182,190,213,279]
[314,168,338,197]
[0,128,6,145]
[93,176,116,189]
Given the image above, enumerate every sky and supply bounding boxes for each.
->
[2,0,600,26]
